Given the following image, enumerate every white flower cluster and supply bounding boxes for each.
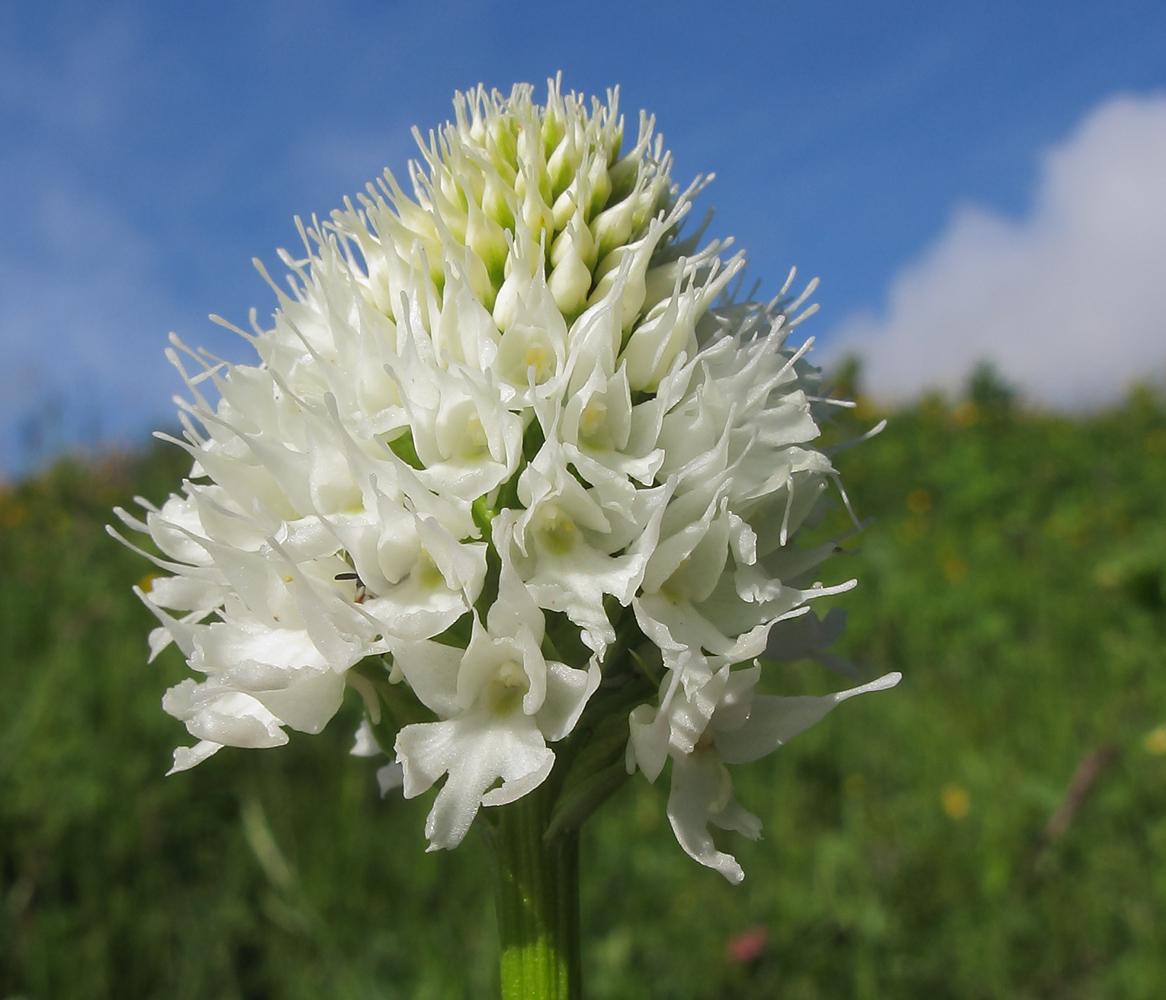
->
[114,80,898,882]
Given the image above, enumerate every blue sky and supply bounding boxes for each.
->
[2,0,1165,473]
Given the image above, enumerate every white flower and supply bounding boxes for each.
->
[634,664,900,883]
[392,516,599,848]
[117,77,896,873]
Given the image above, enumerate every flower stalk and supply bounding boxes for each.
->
[485,786,581,1000]
[118,79,902,995]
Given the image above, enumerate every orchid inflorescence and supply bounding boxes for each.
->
[113,78,897,883]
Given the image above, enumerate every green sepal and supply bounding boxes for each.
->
[430,611,474,649]
[542,610,592,671]
[545,763,629,844]
[350,657,437,752]
[522,414,546,463]
[542,666,657,842]
[471,494,496,541]
[386,428,424,470]
[473,541,502,621]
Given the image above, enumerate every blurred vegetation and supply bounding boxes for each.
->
[2,372,1165,999]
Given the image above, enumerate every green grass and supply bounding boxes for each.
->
[2,382,1165,998]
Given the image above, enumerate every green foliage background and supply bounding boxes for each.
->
[2,374,1165,998]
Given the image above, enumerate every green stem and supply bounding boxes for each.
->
[486,786,581,1000]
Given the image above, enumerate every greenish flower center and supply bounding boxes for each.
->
[486,660,529,716]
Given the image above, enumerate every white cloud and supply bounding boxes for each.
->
[829,93,1166,407]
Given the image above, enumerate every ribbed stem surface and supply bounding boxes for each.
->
[488,788,580,1000]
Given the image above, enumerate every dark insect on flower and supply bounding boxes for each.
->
[336,570,367,604]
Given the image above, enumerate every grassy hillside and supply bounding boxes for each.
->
[2,379,1165,999]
